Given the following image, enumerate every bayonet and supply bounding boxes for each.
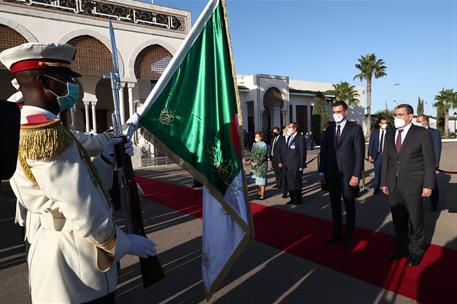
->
[106,20,165,288]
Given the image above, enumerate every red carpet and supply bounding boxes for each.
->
[137,176,457,304]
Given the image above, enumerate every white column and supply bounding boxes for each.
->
[307,103,312,132]
[127,82,136,118]
[83,101,90,132]
[292,104,297,122]
[119,83,126,125]
[253,98,259,132]
[91,102,97,133]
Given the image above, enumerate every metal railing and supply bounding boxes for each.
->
[140,145,172,167]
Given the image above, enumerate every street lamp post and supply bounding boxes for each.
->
[392,83,400,109]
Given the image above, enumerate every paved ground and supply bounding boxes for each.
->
[0,142,455,303]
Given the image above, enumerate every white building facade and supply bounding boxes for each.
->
[0,0,191,132]
[237,74,366,134]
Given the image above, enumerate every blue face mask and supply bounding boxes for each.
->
[44,75,80,112]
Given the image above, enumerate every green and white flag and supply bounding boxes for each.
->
[128,0,253,297]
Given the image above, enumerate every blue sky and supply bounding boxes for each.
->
[151,0,457,116]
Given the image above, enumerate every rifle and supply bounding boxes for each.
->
[106,20,165,287]
[69,105,77,131]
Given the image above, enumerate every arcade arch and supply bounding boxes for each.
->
[0,25,28,100]
[262,87,284,131]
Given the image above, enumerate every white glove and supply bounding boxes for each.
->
[124,113,141,138]
[127,234,157,258]
[124,139,134,156]
[102,136,134,164]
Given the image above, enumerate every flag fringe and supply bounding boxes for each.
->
[220,0,255,236]
[138,0,254,299]
[203,229,251,300]
[143,129,252,299]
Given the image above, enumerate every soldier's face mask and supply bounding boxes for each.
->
[43,75,80,112]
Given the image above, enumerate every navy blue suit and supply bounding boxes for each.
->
[368,128,389,191]
[320,121,365,238]
[428,127,442,208]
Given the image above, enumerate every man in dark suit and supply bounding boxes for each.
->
[276,125,289,198]
[319,100,364,248]
[269,127,282,188]
[381,104,435,266]
[278,122,306,205]
[416,114,442,211]
[368,117,389,195]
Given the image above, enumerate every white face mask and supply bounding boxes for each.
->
[394,117,407,129]
[255,138,260,142]
[287,128,293,136]
[333,114,344,123]
[380,123,387,130]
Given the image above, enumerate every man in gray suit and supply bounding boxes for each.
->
[381,104,436,266]
[416,114,442,211]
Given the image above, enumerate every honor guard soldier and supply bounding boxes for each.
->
[7,83,117,256]
[1,42,156,303]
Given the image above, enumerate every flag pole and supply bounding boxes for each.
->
[135,0,219,120]
[203,0,254,298]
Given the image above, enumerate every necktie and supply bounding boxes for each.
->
[379,131,385,153]
[272,136,278,156]
[336,125,341,144]
[286,135,291,147]
[396,129,403,153]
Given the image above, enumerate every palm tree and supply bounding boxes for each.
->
[416,97,425,115]
[434,88,457,138]
[354,53,387,136]
[328,81,360,107]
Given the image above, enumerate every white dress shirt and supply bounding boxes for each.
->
[271,135,279,156]
[286,132,297,146]
[395,122,412,145]
[336,118,347,134]
[378,128,386,153]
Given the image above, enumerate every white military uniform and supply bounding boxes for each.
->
[13,107,113,244]
[10,106,131,303]
[8,90,114,232]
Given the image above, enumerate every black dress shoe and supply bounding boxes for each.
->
[408,254,423,266]
[325,235,342,245]
[342,237,353,248]
[286,200,295,205]
[386,251,409,260]
[282,194,289,198]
